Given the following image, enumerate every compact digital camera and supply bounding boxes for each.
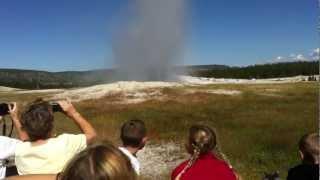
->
[48,102,63,113]
[0,103,13,116]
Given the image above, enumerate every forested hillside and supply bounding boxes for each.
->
[192,61,319,79]
[0,61,318,89]
[0,69,113,89]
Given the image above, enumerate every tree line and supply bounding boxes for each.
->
[0,61,318,89]
[191,61,319,79]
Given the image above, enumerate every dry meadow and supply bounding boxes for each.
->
[0,82,318,179]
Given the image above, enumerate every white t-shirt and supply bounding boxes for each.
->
[118,147,140,175]
[15,133,87,175]
[0,136,21,179]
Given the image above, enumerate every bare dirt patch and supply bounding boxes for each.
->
[53,81,180,102]
[0,86,20,92]
[183,89,242,96]
[138,142,188,179]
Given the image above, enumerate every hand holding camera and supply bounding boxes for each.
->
[0,102,18,120]
[0,103,13,116]
[49,99,77,115]
[0,102,17,137]
[50,100,78,118]
[48,102,63,113]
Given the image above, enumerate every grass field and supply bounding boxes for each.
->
[0,82,318,179]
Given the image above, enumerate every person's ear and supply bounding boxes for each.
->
[142,136,148,144]
[299,150,304,160]
[139,137,148,149]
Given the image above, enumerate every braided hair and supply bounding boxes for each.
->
[175,125,234,180]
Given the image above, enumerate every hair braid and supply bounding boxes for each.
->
[174,143,201,180]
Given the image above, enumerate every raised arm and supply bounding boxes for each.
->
[9,103,29,141]
[6,174,56,180]
[58,100,97,144]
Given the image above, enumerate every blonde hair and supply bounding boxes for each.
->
[59,142,137,180]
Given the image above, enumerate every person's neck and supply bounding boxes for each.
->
[123,146,139,156]
[31,139,48,146]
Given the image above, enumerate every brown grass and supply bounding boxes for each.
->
[0,82,318,179]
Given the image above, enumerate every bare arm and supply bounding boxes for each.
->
[58,100,97,144]
[9,103,29,141]
[6,174,56,180]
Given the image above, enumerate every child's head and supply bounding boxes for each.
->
[21,100,54,142]
[187,125,217,155]
[299,133,319,164]
[175,125,218,178]
[120,119,147,149]
[60,142,137,180]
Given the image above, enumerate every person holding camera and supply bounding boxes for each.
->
[12,99,97,175]
[0,103,22,179]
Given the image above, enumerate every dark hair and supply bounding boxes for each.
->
[21,100,54,142]
[120,119,146,148]
[299,133,319,164]
[59,142,137,180]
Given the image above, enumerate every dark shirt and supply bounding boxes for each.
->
[287,164,319,180]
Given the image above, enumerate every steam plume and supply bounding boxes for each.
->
[113,0,186,81]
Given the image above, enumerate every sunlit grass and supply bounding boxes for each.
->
[0,82,317,179]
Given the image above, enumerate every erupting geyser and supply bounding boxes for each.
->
[113,0,186,81]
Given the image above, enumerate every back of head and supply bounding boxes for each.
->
[120,119,146,148]
[21,100,54,142]
[299,133,319,164]
[188,125,216,155]
[60,142,137,180]
[174,125,218,178]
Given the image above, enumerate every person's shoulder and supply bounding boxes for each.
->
[0,136,21,144]
[214,159,232,169]
[54,133,87,153]
[118,147,127,153]
[204,154,231,169]
[288,163,319,180]
[118,147,139,164]
[174,160,189,170]
[287,164,303,179]
[55,133,86,141]
[202,155,236,178]
[289,163,313,172]
[171,160,189,179]
[48,134,85,146]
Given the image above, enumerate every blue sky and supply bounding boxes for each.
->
[0,0,318,71]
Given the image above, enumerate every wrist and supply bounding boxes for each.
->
[11,116,20,122]
[68,111,81,118]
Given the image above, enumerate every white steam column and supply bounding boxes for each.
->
[113,0,186,81]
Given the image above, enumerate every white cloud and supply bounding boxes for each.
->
[276,56,284,60]
[289,54,296,58]
[310,48,320,60]
[293,54,307,61]
[268,48,318,64]
[271,56,286,63]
